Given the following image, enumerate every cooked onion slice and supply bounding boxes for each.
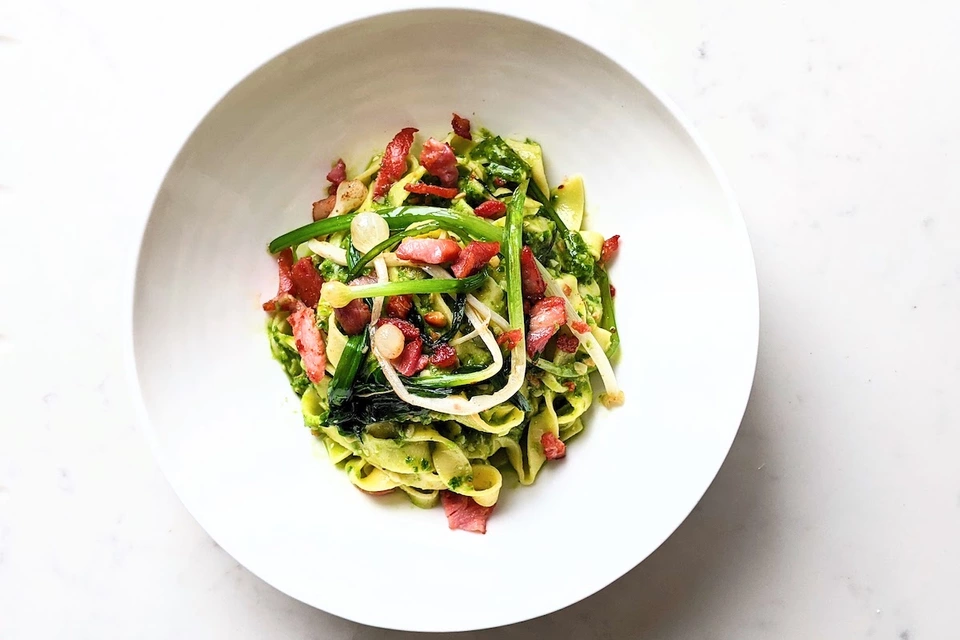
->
[534,259,623,406]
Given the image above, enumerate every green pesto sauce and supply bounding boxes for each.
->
[455,338,494,368]
[318,258,348,283]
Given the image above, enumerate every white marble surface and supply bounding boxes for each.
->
[2,0,959,637]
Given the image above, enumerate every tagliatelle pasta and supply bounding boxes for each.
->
[263,114,621,533]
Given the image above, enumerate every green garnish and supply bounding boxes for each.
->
[268,206,502,253]
[321,270,487,308]
[328,332,367,408]
[528,182,596,280]
[595,265,620,358]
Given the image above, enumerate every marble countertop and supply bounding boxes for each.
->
[2,0,958,637]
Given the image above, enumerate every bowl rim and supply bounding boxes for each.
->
[123,6,759,631]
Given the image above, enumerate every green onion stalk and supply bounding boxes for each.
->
[327,332,367,408]
[268,206,502,253]
[321,270,487,309]
[594,265,620,359]
[503,181,528,346]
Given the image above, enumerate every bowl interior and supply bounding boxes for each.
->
[133,8,757,632]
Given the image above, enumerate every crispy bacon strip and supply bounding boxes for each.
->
[419,137,459,187]
[263,249,296,311]
[326,158,346,195]
[496,329,522,351]
[286,301,326,384]
[393,337,428,376]
[385,294,414,319]
[473,200,507,219]
[450,241,500,278]
[395,237,462,264]
[555,333,579,353]
[335,300,370,336]
[520,246,546,301]
[312,195,337,221]
[404,182,460,199]
[334,275,375,336]
[527,297,566,358]
[429,343,458,369]
[290,257,323,307]
[601,235,620,263]
[441,491,492,533]
[373,127,418,200]
[451,113,471,140]
[541,432,566,460]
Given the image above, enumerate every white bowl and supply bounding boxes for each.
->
[131,8,758,632]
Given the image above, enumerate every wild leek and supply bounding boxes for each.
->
[321,270,487,309]
[595,265,620,358]
[328,332,367,408]
[268,206,502,253]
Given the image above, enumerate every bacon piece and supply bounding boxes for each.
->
[419,137,459,187]
[441,491,493,534]
[601,235,620,263]
[263,249,297,311]
[263,248,296,311]
[610,283,616,298]
[492,177,507,188]
[393,337,427,376]
[450,241,500,278]
[385,294,413,319]
[527,297,566,358]
[373,127,418,200]
[377,316,420,340]
[496,329,522,351]
[312,194,337,221]
[520,246,546,301]
[429,343,458,369]
[286,301,327,383]
[290,257,324,307]
[263,293,297,314]
[451,113,471,140]
[326,158,347,195]
[473,200,507,219]
[395,237,462,264]
[277,249,296,295]
[404,182,460,199]
[572,320,590,334]
[334,299,370,336]
[555,333,579,353]
[333,275,376,336]
[541,432,566,460]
